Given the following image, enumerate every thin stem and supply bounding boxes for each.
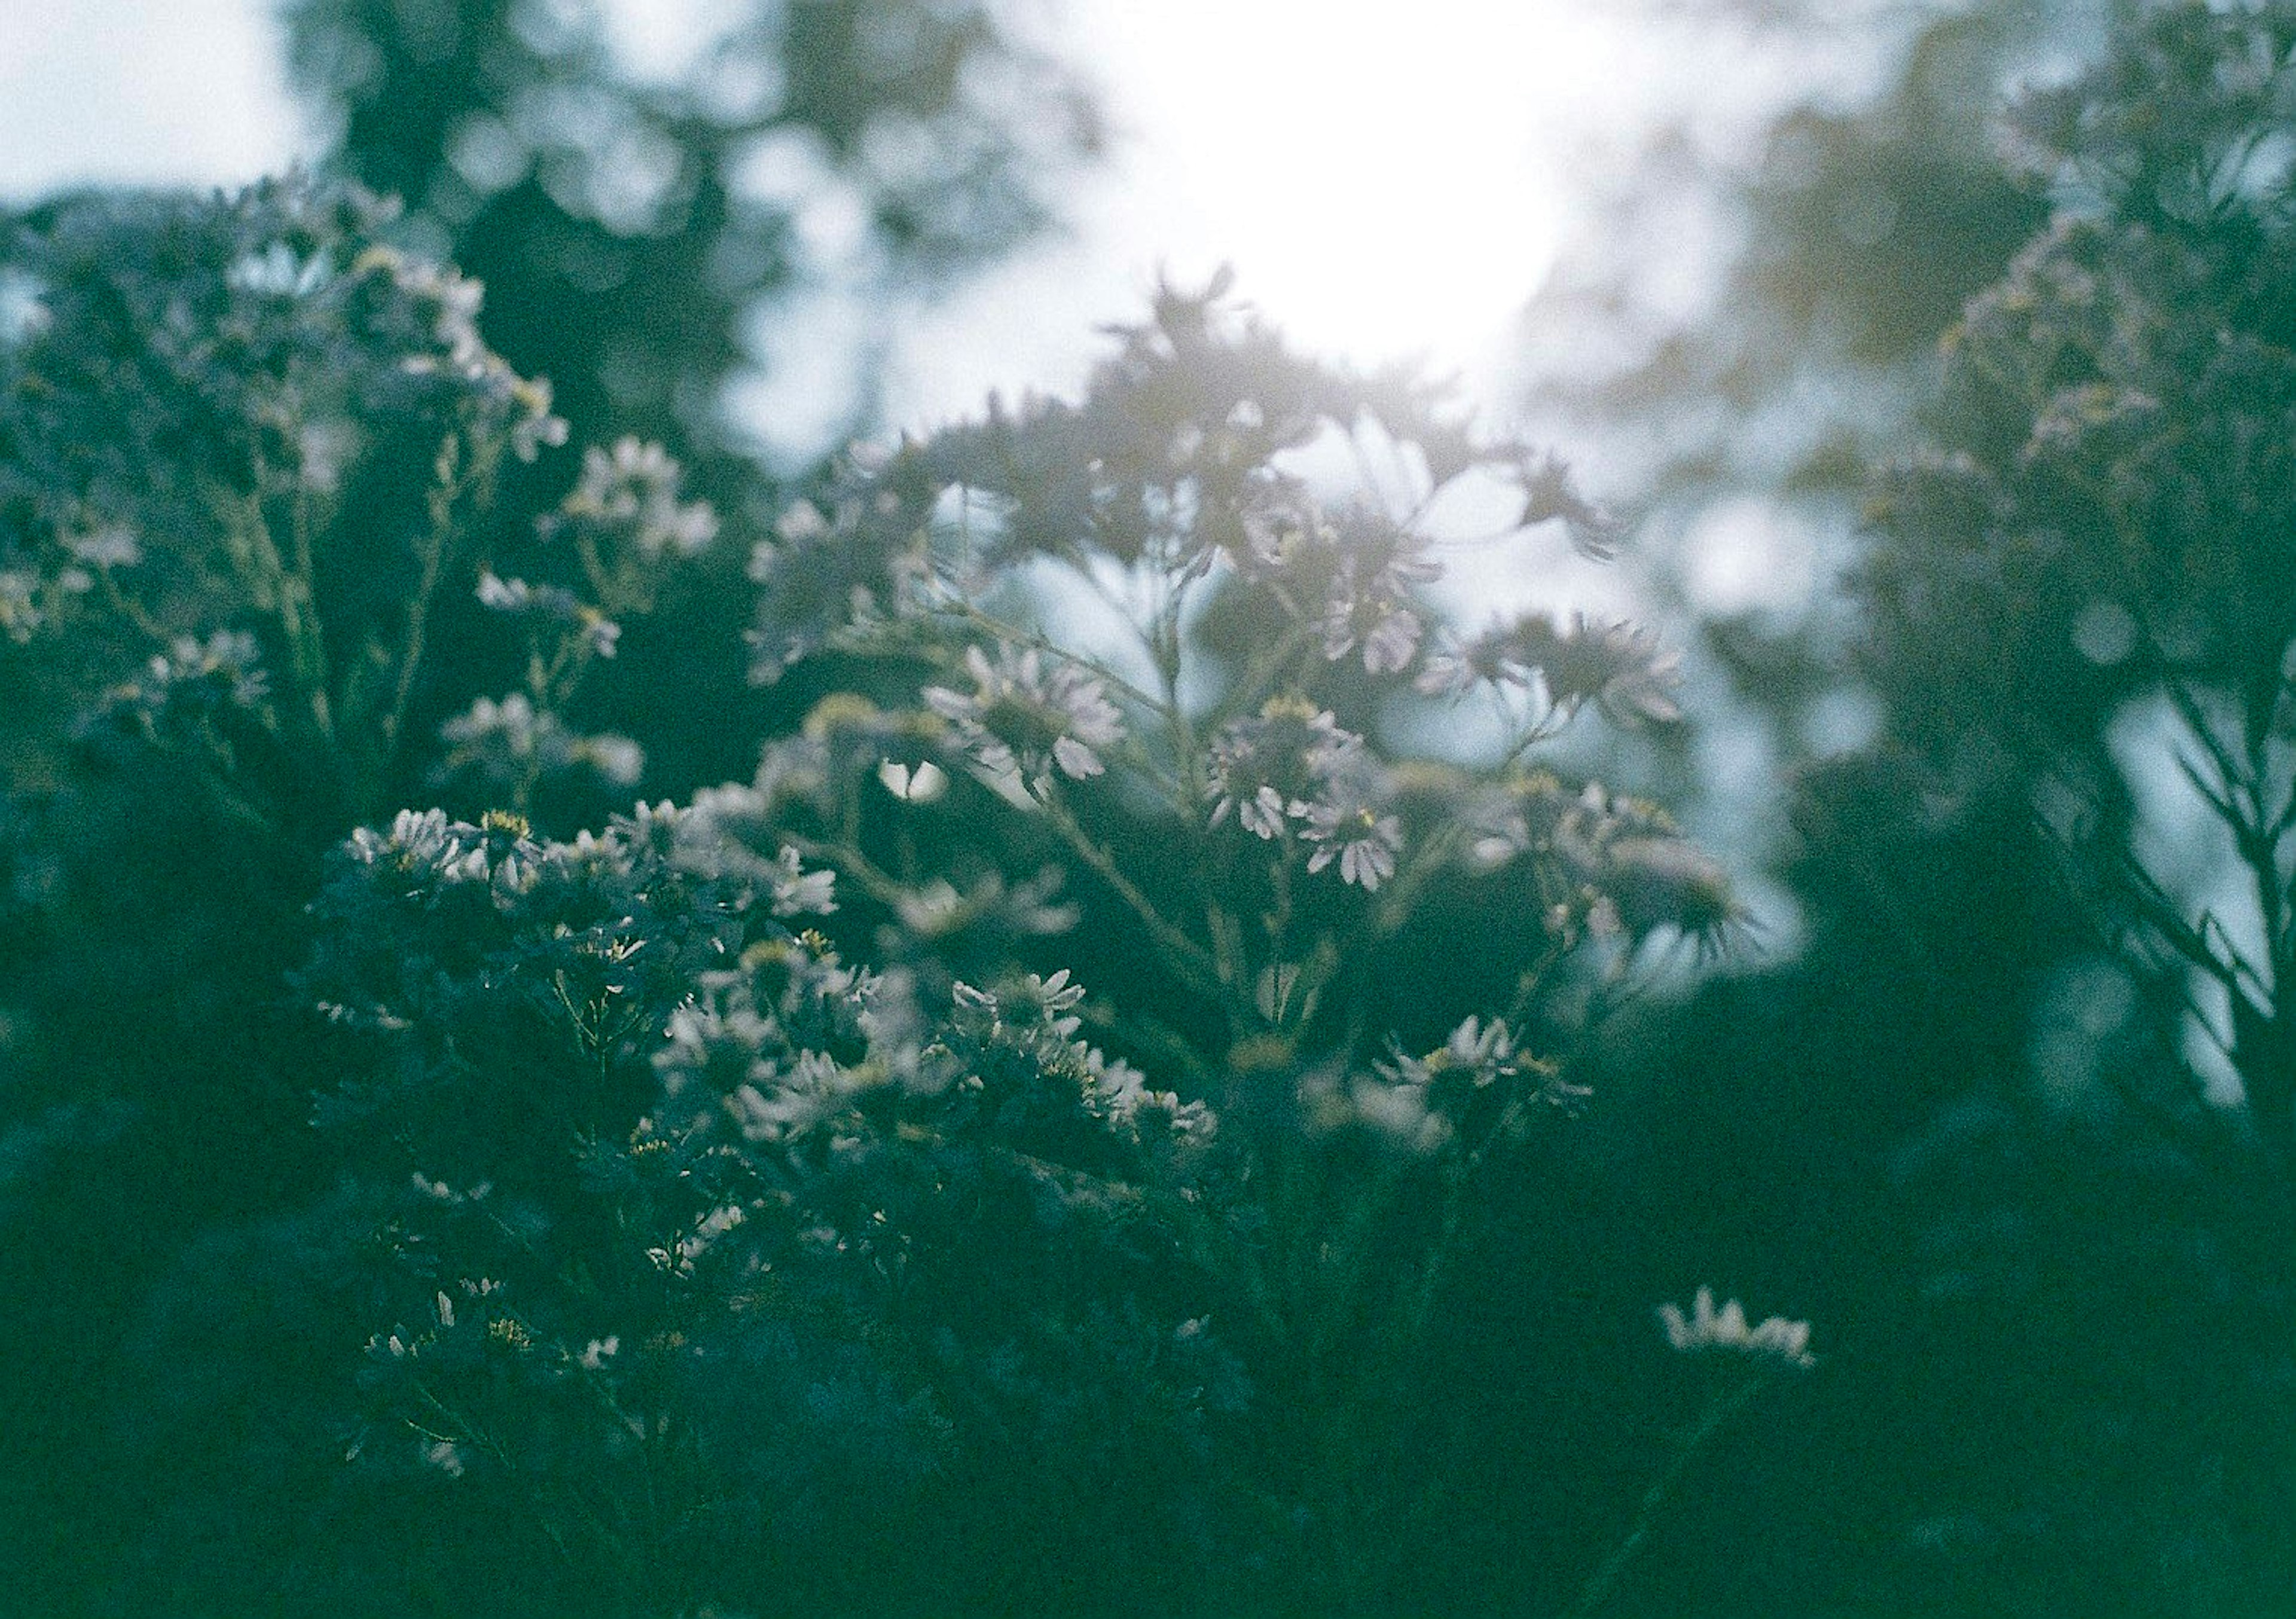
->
[1038,784,1229,1002]
[375,437,467,805]
[1567,1374,1769,1618]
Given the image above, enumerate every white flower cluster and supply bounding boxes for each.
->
[564,436,719,558]
[436,692,645,789]
[1657,1287,1816,1371]
[1207,697,1400,888]
[924,643,1126,794]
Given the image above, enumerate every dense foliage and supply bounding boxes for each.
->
[0,170,1772,1612]
[10,0,2296,1613]
[1535,3,2296,1611]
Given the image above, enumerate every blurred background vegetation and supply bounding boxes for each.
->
[5,0,2296,1612]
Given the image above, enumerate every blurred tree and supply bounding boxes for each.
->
[1521,0,2103,765]
[283,0,1101,481]
[1516,4,2296,1612]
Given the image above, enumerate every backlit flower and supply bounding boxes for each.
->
[1657,1286,1815,1371]
[923,643,1125,792]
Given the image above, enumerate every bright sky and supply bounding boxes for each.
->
[886,1,1607,421]
[0,0,1666,433]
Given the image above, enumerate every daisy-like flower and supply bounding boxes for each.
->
[126,630,271,713]
[1525,615,1682,728]
[1323,594,1423,676]
[1317,513,1442,675]
[1375,1013,1589,1113]
[1603,835,1739,952]
[1419,613,1681,728]
[1207,696,1362,839]
[1415,625,1535,698]
[923,643,1124,792]
[563,436,719,557]
[347,807,461,875]
[1003,967,1087,1038]
[1244,502,1440,674]
[764,845,838,918]
[1511,448,1623,560]
[1300,762,1403,890]
[1657,1286,1815,1371]
[1381,1015,1516,1089]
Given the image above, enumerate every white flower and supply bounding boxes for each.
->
[1415,625,1534,698]
[66,526,140,569]
[765,845,838,917]
[1657,1286,1815,1371]
[1299,758,1403,890]
[572,733,645,786]
[566,436,718,555]
[923,643,1125,792]
[0,570,40,642]
[1323,595,1423,675]
[877,757,948,802]
[1207,697,1362,838]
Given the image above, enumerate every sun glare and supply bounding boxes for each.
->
[1086,0,1583,377]
[868,0,1619,442]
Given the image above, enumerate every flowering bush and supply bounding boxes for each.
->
[299,802,1238,1611]
[0,181,1749,1614]
[0,179,723,835]
[1861,3,2296,1180]
[0,179,726,1613]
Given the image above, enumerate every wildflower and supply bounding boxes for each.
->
[1430,613,1680,726]
[1376,1015,1586,1113]
[1005,967,1086,1037]
[65,526,139,570]
[1657,1286,1815,1371]
[1604,835,1740,951]
[441,692,542,760]
[474,570,578,621]
[1275,507,1442,674]
[923,643,1125,792]
[1300,762,1403,890]
[1415,626,1534,698]
[1558,619,1682,728]
[615,799,691,862]
[722,1049,857,1145]
[747,491,924,682]
[348,807,458,874]
[118,630,271,716]
[1324,595,1422,676]
[572,733,644,786]
[508,389,570,462]
[1394,1015,1512,1083]
[877,757,948,802]
[1207,697,1362,839]
[579,608,620,658]
[765,845,838,918]
[1511,448,1623,560]
[0,571,42,642]
[564,436,718,557]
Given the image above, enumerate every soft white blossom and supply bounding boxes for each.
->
[1658,1287,1816,1371]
